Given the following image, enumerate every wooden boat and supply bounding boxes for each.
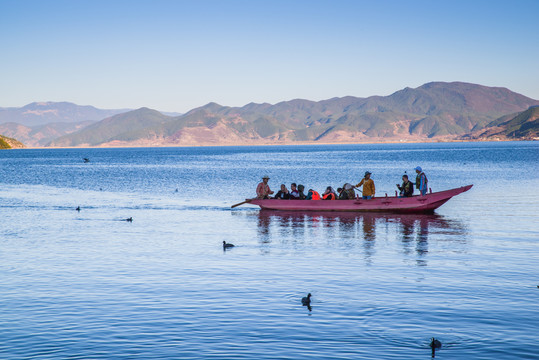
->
[239,185,472,213]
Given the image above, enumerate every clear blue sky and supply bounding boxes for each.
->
[1,0,538,112]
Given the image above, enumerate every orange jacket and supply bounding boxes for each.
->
[308,190,321,200]
[323,193,335,200]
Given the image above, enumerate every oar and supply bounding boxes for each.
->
[231,198,254,208]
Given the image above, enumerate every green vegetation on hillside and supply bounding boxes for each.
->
[501,107,539,138]
[0,134,25,149]
[0,137,10,149]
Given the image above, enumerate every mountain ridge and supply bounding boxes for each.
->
[5,82,539,147]
[0,102,130,127]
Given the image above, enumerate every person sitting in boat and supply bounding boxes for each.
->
[274,184,290,199]
[396,174,414,197]
[415,166,428,195]
[355,171,375,199]
[289,183,300,199]
[337,184,355,200]
[306,188,321,200]
[256,175,274,199]
[297,184,306,200]
[322,186,337,200]
[344,183,356,199]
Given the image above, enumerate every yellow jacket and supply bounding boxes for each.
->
[356,178,375,197]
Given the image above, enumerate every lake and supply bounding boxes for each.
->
[1,141,538,359]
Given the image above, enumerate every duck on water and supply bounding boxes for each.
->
[223,241,235,249]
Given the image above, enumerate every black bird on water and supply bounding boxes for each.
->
[76,206,80,212]
[126,217,133,222]
[429,337,442,357]
[83,158,90,163]
[223,241,235,249]
[301,293,312,311]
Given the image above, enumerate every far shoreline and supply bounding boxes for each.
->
[5,137,536,150]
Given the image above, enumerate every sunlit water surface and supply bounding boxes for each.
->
[1,142,538,359]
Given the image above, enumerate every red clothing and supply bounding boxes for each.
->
[256,182,272,198]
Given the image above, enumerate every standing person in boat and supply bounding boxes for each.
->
[355,172,375,199]
[396,174,414,197]
[415,166,428,195]
[306,188,321,200]
[256,175,274,199]
[322,186,337,200]
[289,183,300,199]
[274,184,290,199]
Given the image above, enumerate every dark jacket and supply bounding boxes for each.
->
[338,190,349,200]
[398,181,414,197]
[274,191,290,199]
[297,185,306,200]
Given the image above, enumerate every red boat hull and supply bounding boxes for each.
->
[248,185,473,213]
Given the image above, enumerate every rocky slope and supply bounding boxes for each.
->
[461,106,539,140]
[48,82,539,147]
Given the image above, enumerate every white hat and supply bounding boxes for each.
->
[262,175,270,179]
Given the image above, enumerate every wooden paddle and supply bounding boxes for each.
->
[231,198,254,208]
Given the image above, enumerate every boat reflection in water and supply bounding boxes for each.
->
[254,210,468,266]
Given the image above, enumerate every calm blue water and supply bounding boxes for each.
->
[1,142,538,359]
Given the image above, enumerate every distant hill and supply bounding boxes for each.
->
[48,108,174,147]
[0,120,96,147]
[0,102,129,127]
[461,106,539,140]
[50,82,539,147]
[0,134,24,149]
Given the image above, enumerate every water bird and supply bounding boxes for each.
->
[83,158,90,163]
[125,217,133,222]
[301,293,311,306]
[223,241,235,249]
[76,206,80,211]
[430,337,442,357]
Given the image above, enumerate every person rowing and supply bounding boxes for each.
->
[355,171,375,199]
[256,175,274,199]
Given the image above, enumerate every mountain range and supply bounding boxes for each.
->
[0,102,129,127]
[2,82,538,148]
